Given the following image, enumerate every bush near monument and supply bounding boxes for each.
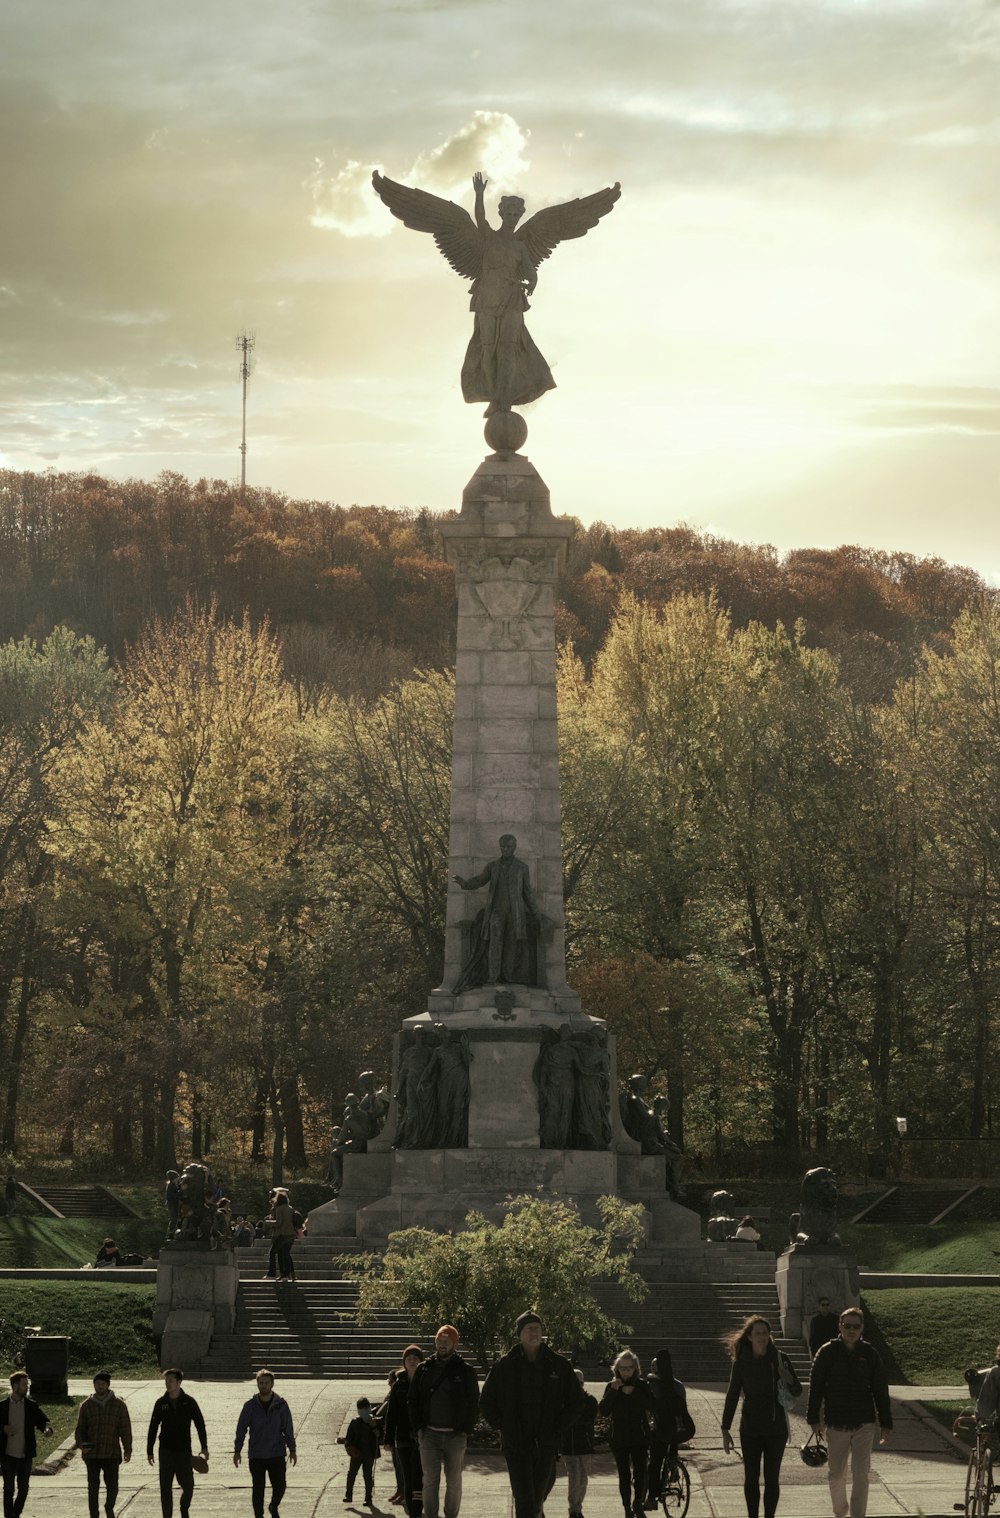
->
[337,1193,648,1375]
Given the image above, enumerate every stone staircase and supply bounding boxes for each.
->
[198,1238,805,1383]
[592,1244,810,1384]
[19,1182,139,1219]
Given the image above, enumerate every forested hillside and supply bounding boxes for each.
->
[0,468,996,1177]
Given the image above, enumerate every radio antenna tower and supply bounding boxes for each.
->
[235,330,256,498]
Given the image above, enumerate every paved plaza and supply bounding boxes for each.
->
[21,1377,970,1518]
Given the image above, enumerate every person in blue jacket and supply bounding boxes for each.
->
[233,1369,297,1518]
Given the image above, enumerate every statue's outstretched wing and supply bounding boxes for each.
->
[372,171,482,281]
[516,182,622,268]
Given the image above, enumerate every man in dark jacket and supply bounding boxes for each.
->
[407,1325,479,1518]
[146,1368,209,1518]
[0,1372,53,1518]
[233,1369,297,1518]
[480,1310,585,1518]
[809,1298,840,1358]
[807,1308,892,1518]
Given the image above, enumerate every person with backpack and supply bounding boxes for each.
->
[644,1347,693,1509]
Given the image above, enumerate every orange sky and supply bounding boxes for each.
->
[2,0,998,577]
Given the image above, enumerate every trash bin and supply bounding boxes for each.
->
[24,1335,70,1396]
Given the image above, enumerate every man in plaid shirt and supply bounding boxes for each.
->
[75,1373,132,1518]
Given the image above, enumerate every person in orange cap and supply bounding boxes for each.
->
[407,1327,479,1518]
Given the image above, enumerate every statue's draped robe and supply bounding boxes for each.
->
[461,228,555,409]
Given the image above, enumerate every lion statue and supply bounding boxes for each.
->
[795,1166,841,1247]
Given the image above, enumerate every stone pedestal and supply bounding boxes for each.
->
[776,1246,861,1341]
[153,1248,239,1372]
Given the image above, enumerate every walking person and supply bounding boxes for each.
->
[807,1308,892,1518]
[560,1370,597,1518]
[271,1190,296,1283]
[234,1369,297,1518]
[644,1347,692,1509]
[1,1371,53,1518]
[75,1372,133,1518]
[408,1325,479,1518]
[146,1368,209,1518]
[384,1346,425,1516]
[809,1299,840,1358]
[481,1310,585,1518]
[343,1398,379,1507]
[720,1316,800,1518]
[599,1350,657,1518]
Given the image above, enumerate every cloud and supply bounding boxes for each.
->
[308,111,531,237]
[408,111,530,197]
[307,159,391,238]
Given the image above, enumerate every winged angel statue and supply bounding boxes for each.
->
[372,169,621,417]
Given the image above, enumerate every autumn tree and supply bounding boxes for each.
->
[47,603,295,1167]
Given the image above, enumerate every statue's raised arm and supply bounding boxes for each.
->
[371,169,621,424]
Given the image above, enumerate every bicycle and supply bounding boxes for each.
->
[952,1414,998,1517]
[657,1453,691,1518]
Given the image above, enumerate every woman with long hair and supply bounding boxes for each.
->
[720,1316,800,1518]
[382,1344,425,1515]
[600,1349,657,1518]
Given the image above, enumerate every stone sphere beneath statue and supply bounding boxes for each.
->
[484,411,528,455]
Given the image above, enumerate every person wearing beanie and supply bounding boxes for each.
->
[383,1347,426,1516]
[480,1310,585,1518]
[407,1326,479,1518]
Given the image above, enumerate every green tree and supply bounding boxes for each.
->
[46,604,295,1167]
[340,1194,647,1374]
[0,628,113,1150]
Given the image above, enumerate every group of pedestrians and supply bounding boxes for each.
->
[0,1302,896,1518]
[720,1307,892,1518]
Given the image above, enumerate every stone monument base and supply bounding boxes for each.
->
[153,1248,239,1372]
[307,1147,701,1249]
[776,1245,861,1341]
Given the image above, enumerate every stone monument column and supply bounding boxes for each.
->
[430,440,579,1018]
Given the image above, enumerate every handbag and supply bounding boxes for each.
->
[191,1455,209,1474]
[776,1352,802,1412]
[345,1443,361,1459]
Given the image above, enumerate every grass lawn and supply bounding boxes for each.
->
[0,1216,160,1271]
[842,1220,1000,1275]
[862,1287,999,1385]
[0,1282,158,1378]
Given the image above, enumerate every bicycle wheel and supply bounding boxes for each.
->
[967,1441,991,1517]
[659,1458,691,1518]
